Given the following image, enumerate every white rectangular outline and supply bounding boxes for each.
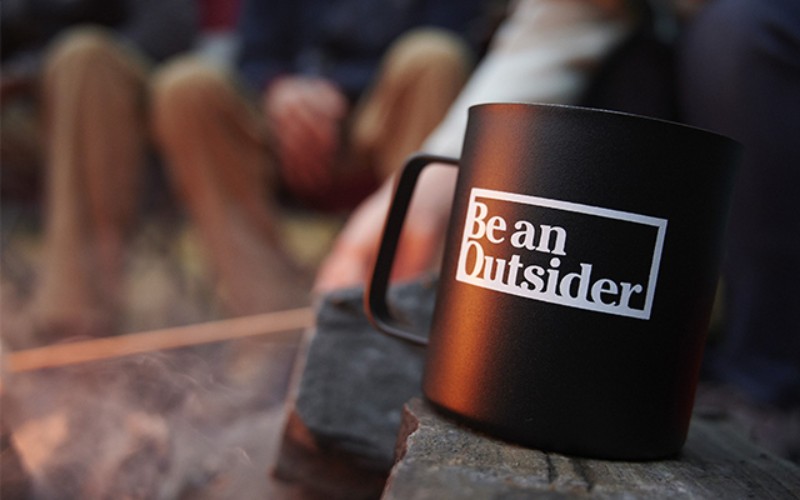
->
[456,188,668,320]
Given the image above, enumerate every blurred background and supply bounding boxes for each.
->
[2,0,798,497]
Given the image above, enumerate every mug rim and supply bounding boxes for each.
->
[468,101,739,146]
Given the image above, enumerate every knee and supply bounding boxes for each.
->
[44,27,124,76]
[384,28,474,80]
[152,57,230,111]
[151,58,232,138]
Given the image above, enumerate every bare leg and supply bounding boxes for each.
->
[152,58,309,316]
[32,28,148,338]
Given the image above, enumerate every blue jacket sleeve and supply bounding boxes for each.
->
[235,0,491,98]
[236,0,296,94]
[121,0,198,62]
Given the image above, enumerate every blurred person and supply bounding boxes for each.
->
[314,0,640,293]
[679,0,800,460]
[0,0,198,341]
[315,0,800,462]
[150,0,490,316]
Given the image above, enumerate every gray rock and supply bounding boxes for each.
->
[384,398,800,499]
[295,277,437,470]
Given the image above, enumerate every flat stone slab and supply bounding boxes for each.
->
[272,279,436,499]
[293,279,435,469]
[384,398,800,499]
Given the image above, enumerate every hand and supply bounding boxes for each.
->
[263,76,349,196]
[314,164,458,294]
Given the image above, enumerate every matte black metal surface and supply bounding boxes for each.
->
[371,103,740,460]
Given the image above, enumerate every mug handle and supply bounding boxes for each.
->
[365,153,459,346]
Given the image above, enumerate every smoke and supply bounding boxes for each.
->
[2,335,302,499]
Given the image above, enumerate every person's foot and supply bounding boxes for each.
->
[694,382,800,463]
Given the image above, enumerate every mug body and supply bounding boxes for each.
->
[422,103,739,460]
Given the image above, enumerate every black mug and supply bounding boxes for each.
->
[366,103,740,460]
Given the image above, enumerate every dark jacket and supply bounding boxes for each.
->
[1,0,197,66]
[236,0,488,100]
